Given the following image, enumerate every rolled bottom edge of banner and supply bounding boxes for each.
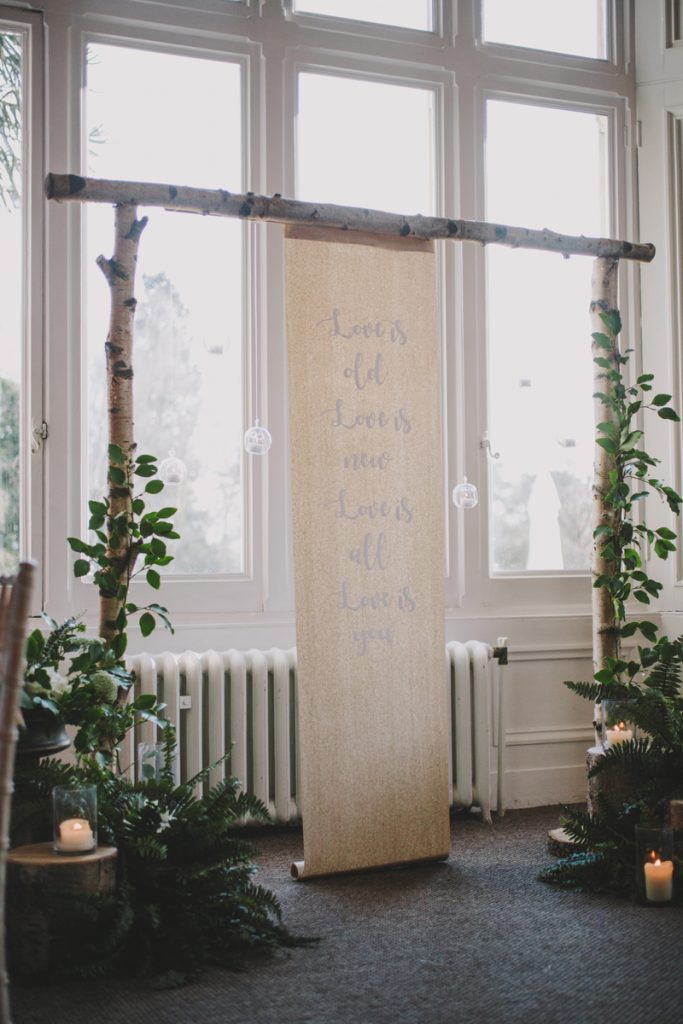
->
[290,850,449,881]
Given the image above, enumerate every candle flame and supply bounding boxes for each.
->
[654,858,662,867]
[617,722,625,730]
[73,822,83,831]
[648,850,657,862]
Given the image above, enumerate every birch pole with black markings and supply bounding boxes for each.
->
[96,203,148,642]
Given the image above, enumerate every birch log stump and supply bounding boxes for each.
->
[96,204,147,645]
[6,844,117,977]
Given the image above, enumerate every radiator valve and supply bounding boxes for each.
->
[493,637,508,665]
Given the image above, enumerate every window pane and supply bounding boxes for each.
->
[482,0,607,59]
[297,73,435,213]
[0,31,22,574]
[486,101,609,573]
[293,0,432,32]
[85,44,244,575]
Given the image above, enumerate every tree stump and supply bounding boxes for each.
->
[586,745,632,816]
[7,843,117,977]
[547,827,580,857]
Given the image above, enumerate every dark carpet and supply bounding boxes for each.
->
[11,806,683,1024]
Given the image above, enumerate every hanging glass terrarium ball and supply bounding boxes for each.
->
[159,449,187,485]
[244,419,272,455]
[452,477,478,509]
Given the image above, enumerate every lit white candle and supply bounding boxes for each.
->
[644,855,674,902]
[605,721,633,745]
[57,817,95,853]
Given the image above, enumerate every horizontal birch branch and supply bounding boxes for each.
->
[45,173,655,262]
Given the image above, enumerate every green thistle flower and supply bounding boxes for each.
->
[89,670,118,703]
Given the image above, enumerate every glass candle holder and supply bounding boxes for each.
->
[53,784,97,855]
[635,825,674,904]
[600,699,636,751]
[138,741,165,781]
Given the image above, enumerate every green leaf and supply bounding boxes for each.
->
[620,431,642,449]
[110,633,127,658]
[139,612,155,638]
[658,407,681,421]
[637,373,655,384]
[145,479,164,494]
[132,498,145,515]
[134,692,158,710]
[651,393,672,407]
[67,536,92,555]
[150,538,167,557]
[108,466,126,486]
[591,332,613,350]
[135,454,157,464]
[639,621,659,642]
[600,309,622,335]
[654,539,674,558]
[108,443,126,465]
[619,622,638,638]
[656,526,677,539]
[146,569,161,590]
[156,507,177,519]
[74,558,90,578]
[134,463,157,478]
[596,437,617,453]
[593,525,613,538]
[153,522,174,536]
[633,591,650,604]
[593,357,614,370]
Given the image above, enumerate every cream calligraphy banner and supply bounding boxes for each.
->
[285,226,450,878]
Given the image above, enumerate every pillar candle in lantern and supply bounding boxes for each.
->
[644,854,674,903]
[605,721,633,745]
[56,817,95,853]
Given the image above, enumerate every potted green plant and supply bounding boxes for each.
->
[541,307,683,893]
[19,449,174,769]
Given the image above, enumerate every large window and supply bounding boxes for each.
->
[85,43,245,576]
[485,99,610,574]
[0,29,22,574]
[18,0,634,636]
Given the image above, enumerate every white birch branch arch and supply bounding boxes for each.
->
[46,173,654,262]
[45,171,649,725]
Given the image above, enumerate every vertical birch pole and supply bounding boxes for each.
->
[0,562,35,1024]
[590,256,620,673]
[96,204,147,644]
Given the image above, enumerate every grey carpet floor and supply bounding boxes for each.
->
[11,805,683,1024]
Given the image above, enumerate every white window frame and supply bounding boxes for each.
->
[285,50,463,605]
[283,0,445,42]
[474,81,632,612]
[0,5,44,614]
[42,13,266,626]
[27,0,636,646]
[477,0,623,71]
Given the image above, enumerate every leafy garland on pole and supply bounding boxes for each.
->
[541,306,683,893]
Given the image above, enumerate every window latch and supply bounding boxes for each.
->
[31,420,48,452]
[480,431,500,460]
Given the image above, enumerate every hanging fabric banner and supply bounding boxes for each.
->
[285,225,450,879]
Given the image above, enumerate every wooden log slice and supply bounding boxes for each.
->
[7,843,117,976]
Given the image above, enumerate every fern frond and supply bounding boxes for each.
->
[539,851,618,891]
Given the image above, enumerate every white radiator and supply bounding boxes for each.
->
[123,642,506,824]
